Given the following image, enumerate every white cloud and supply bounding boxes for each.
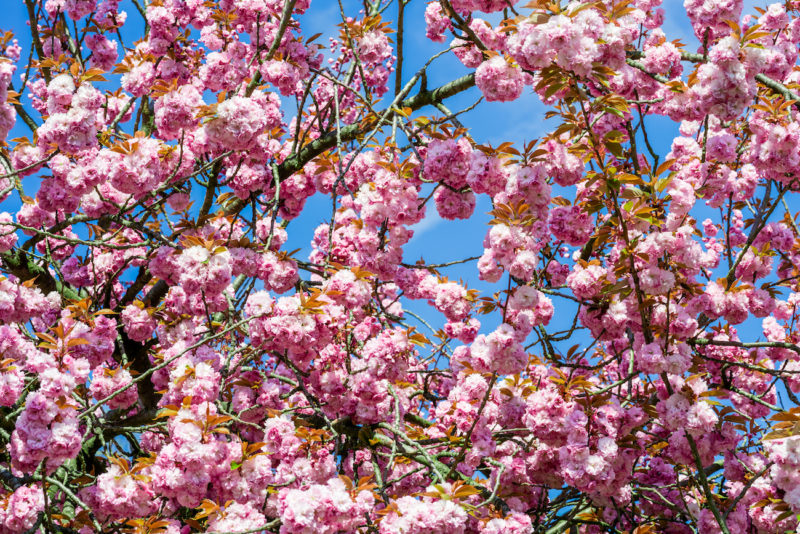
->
[409,209,443,242]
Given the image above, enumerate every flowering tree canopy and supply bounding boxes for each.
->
[2,0,800,532]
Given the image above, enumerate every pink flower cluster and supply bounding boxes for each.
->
[380,491,468,534]
[278,478,374,534]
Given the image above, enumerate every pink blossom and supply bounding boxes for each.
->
[278,477,374,534]
[475,56,524,102]
[380,492,468,534]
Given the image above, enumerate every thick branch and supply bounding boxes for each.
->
[227,73,475,215]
